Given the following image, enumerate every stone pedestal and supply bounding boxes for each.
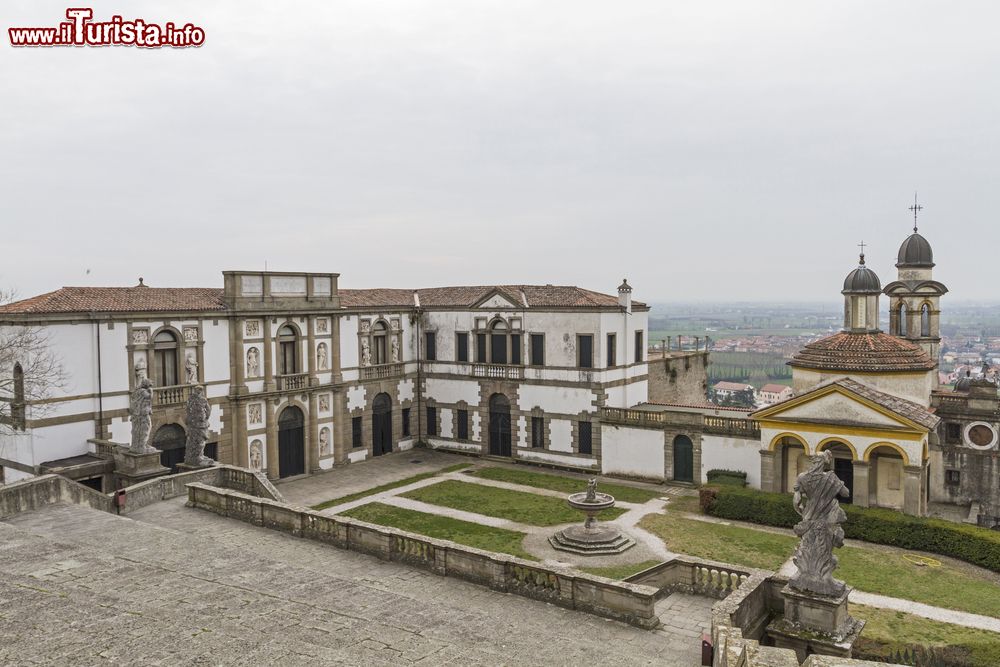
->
[112,445,170,487]
[766,585,864,661]
[175,462,217,473]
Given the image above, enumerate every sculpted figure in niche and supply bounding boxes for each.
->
[317,342,329,370]
[789,450,850,597]
[129,378,156,454]
[134,354,148,384]
[185,352,198,384]
[319,427,331,456]
[391,337,400,363]
[249,439,264,471]
[361,339,372,367]
[184,386,214,467]
[247,347,260,377]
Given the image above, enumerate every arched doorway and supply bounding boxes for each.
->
[673,435,694,483]
[819,441,854,503]
[488,393,512,457]
[372,393,392,457]
[153,424,186,472]
[277,406,305,478]
[868,445,905,510]
[774,435,808,493]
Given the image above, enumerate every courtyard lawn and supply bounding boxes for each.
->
[310,463,472,510]
[469,467,663,504]
[578,560,663,581]
[852,605,1000,667]
[402,479,626,526]
[341,502,536,561]
[639,512,1000,618]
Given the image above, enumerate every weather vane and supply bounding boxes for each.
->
[857,240,866,263]
[908,192,923,233]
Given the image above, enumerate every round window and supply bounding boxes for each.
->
[964,422,999,450]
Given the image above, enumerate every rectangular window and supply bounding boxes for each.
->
[427,407,437,436]
[352,416,362,448]
[425,332,437,361]
[945,469,961,485]
[456,332,469,362]
[607,333,617,367]
[402,407,411,437]
[579,421,592,454]
[531,416,544,448]
[457,409,469,440]
[476,333,487,363]
[634,330,644,363]
[945,422,962,444]
[491,333,507,364]
[530,333,544,366]
[577,335,593,368]
[510,334,521,365]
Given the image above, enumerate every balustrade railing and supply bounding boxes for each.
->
[599,407,666,427]
[360,363,404,381]
[276,373,309,391]
[703,415,761,438]
[152,384,192,406]
[471,363,522,380]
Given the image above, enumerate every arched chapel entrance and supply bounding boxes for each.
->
[372,393,393,457]
[153,423,186,472]
[818,441,854,503]
[277,406,305,478]
[488,393,512,457]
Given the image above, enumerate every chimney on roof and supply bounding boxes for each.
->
[617,278,632,313]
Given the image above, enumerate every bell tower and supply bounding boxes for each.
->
[883,197,948,364]
[842,245,882,333]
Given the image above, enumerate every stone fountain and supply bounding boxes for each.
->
[549,479,635,555]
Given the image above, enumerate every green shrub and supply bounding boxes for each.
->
[706,469,748,487]
[705,486,1000,573]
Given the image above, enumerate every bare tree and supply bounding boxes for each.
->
[0,289,67,434]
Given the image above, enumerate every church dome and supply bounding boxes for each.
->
[897,232,934,268]
[842,255,881,294]
[789,331,936,373]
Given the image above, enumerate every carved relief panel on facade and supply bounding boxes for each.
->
[183,326,199,343]
[316,318,329,334]
[245,320,261,337]
[318,394,331,413]
[248,403,263,425]
[132,328,150,345]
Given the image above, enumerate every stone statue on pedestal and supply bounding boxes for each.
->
[129,378,156,454]
[585,478,598,502]
[789,450,850,597]
[134,354,148,384]
[391,337,400,362]
[184,386,214,467]
[361,339,372,366]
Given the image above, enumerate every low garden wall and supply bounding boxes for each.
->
[185,482,660,629]
[0,474,114,518]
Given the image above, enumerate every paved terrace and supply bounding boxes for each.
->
[0,498,712,666]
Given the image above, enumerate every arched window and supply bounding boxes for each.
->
[896,303,907,336]
[277,325,299,374]
[920,304,931,337]
[12,362,25,430]
[480,318,522,365]
[153,331,179,386]
[372,321,388,365]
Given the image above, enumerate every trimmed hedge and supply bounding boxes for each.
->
[702,486,1000,573]
[705,469,748,487]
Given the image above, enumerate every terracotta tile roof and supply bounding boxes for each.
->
[0,286,226,314]
[759,384,791,394]
[789,331,935,373]
[341,285,645,310]
[713,381,754,392]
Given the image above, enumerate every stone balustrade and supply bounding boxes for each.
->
[360,363,404,381]
[702,415,761,438]
[152,384,192,406]
[186,482,660,629]
[471,363,522,380]
[276,372,309,391]
[600,407,667,427]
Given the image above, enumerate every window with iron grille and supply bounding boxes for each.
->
[352,416,362,448]
[945,469,961,486]
[578,421,592,454]
[531,416,544,448]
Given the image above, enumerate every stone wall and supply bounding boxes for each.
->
[647,351,709,404]
[0,474,114,519]
[185,482,660,629]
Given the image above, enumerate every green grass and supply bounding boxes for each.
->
[402,479,626,527]
[578,560,662,580]
[640,512,794,570]
[341,502,536,561]
[852,605,1000,667]
[639,511,1000,617]
[310,463,472,511]
[469,466,663,504]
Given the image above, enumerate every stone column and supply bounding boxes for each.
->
[307,317,317,386]
[307,392,319,473]
[759,450,776,492]
[263,318,275,392]
[692,434,703,485]
[331,315,343,385]
[333,388,349,464]
[663,432,674,481]
[265,398,279,480]
[851,461,870,507]
[903,465,924,516]
[231,317,247,396]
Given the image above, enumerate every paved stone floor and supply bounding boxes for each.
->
[0,499,711,666]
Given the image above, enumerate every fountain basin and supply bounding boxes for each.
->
[549,489,636,556]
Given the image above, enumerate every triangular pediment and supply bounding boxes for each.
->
[473,289,520,309]
[753,383,928,432]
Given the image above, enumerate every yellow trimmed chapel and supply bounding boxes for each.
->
[753,229,946,517]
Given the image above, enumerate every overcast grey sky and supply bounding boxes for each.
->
[2,1,997,302]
